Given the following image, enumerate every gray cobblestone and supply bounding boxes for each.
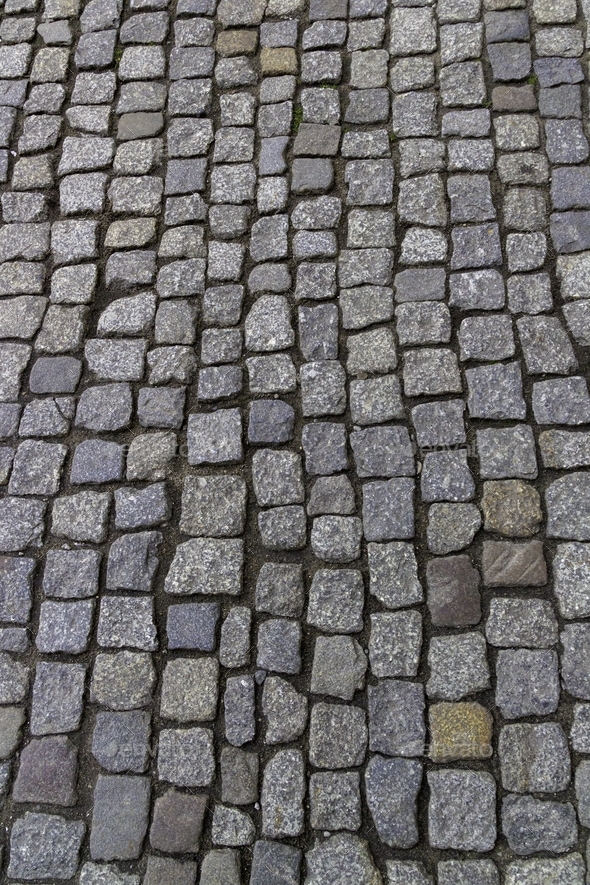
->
[0,2,584,878]
[9,812,85,879]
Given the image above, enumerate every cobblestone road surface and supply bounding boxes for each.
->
[0,0,589,881]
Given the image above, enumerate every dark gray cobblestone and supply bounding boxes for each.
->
[0,0,586,880]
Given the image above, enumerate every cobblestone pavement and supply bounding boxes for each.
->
[2,0,590,882]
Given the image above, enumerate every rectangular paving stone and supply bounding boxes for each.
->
[428,770,496,852]
[90,775,150,861]
[158,727,215,787]
[368,679,425,757]
[482,540,547,586]
[8,812,85,880]
[90,651,155,711]
[164,538,244,596]
[31,661,86,735]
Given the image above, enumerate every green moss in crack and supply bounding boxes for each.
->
[292,105,303,134]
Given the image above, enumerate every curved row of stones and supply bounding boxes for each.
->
[0,0,590,882]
